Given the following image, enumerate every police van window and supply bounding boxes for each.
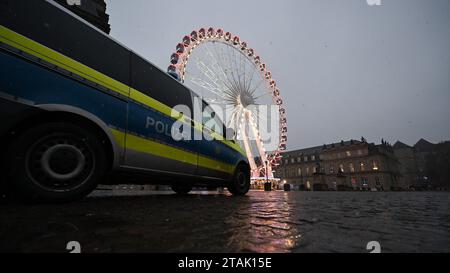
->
[202,100,224,136]
[131,53,193,111]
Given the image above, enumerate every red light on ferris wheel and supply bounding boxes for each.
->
[216,29,224,37]
[176,43,185,54]
[225,32,232,41]
[207,27,215,37]
[170,53,180,65]
[198,28,206,39]
[190,31,198,41]
[183,36,191,47]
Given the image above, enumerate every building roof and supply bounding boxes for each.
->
[414,138,435,152]
[284,145,322,157]
[55,0,111,34]
[284,139,364,157]
[393,141,411,150]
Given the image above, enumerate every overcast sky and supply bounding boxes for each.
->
[106,0,450,150]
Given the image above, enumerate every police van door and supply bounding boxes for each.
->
[124,53,198,176]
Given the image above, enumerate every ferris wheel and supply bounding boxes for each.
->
[168,27,287,178]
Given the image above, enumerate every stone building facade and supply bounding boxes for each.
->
[55,0,111,34]
[275,139,401,191]
[393,139,450,190]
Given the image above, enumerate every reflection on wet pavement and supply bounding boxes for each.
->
[1,191,449,253]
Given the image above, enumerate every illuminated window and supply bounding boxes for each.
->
[339,164,344,173]
[346,151,351,157]
[349,163,355,173]
[330,166,335,174]
[360,162,365,171]
[373,161,379,171]
[298,168,302,176]
[312,155,316,161]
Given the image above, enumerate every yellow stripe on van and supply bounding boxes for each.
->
[198,155,235,174]
[110,129,234,174]
[0,25,130,97]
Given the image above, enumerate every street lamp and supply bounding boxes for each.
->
[264,160,271,191]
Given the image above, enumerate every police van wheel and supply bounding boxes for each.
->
[171,185,192,195]
[228,165,250,196]
[9,122,106,202]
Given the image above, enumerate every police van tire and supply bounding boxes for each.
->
[9,122,106,202]
[228,165,250,196]
[171,185,192,195]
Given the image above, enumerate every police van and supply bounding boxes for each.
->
[0,0,250,202]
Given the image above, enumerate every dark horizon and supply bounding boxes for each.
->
[284,136,450,152]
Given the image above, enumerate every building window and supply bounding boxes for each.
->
[375,177,381,186]
[298,168,302,176]
[373,161,379,171]
[351,177,357,188]
[362,177,369,188]
[285,159,288,164]
[331,181,337,190]
[329,166,335,174]
[291,158,295,164]
[306,167,310,176]
[349,163,355,173]
[339,164,344,173]
[360,162,365,171]
[312,155,316,161]
[304,156,308,162]
[346,151,351,157]
[297,157,301,162]
[358,149,363,156]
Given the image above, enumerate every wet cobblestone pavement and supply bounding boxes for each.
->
[1,190,449,253]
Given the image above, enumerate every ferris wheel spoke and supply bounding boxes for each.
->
[197,60,228,91]
[190,76,228,100]
[222,46,245,97]
[247,79,267,101]
[253,90,272,101]
[204,44,235,92]
[245,62,257,93]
